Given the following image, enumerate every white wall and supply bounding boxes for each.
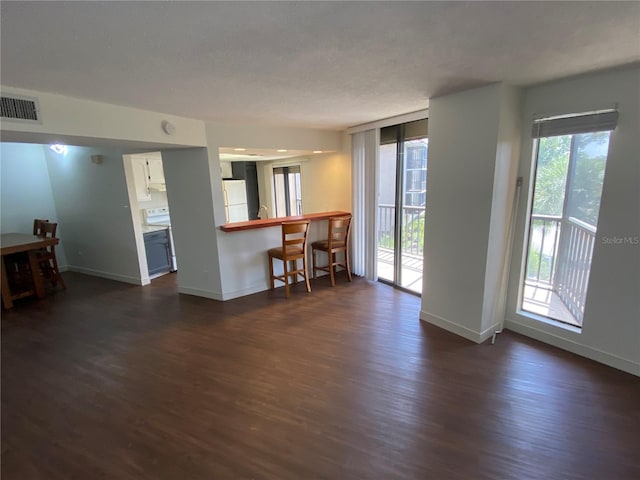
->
[206,122,343,152]
[1,87,207,148]
[44,145,144,284]
[421,83,521,342]
[302,152,352,214]
[162,148,223,300]
[0,143,68,267]
[505,66,640,375]
[480,86,522,334]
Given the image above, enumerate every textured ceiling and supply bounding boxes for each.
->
[1,1,638,130]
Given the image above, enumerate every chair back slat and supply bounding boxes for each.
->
[282,220,310,251]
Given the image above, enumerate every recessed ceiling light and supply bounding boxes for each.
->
[313,150,323,154]
[234,148,246,152]
[277,149,288,153]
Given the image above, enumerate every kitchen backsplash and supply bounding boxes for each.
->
[137,190,168,209]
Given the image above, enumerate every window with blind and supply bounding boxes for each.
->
[521,110,617,328]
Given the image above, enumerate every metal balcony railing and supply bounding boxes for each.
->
[555,217,597,323]
[377,204,425,257]
[526,214,596,325]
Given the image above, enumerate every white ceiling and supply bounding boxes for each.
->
[1,1,638,130]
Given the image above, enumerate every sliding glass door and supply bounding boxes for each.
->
[377,119,428,294]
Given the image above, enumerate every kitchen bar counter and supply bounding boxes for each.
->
[220,211,350,232]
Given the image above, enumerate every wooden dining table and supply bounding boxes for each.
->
[1,233,59,309]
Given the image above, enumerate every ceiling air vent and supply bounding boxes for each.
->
[1,94,41,123]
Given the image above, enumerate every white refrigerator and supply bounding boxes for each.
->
[223,180,249,222]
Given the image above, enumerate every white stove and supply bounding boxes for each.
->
[143,207,177,272]
[144,206,171,226]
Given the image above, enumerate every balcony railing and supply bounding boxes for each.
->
[377,204,425,257]
[555,217,596,323]
[525,214,596,325]
[525,214,562,287]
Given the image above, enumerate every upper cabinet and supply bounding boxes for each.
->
[132,157,151,202]
[132,155,166,202]
[147,158,165,185]
[220,161,233,179]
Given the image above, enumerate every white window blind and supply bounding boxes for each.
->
[351,129,379,280]
[532,110,618,138]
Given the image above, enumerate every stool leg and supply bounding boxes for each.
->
[329,252,336,287]
[303,254,311,293]
[268,254,275,290]
[312,248,317,279]
[283,258,290,298]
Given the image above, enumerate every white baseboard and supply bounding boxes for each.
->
[505,319,640,376]
[220,275,320,300]
[221,283,268,301]
[178,286,224,301]
[66,265,143,285]
[420,310,495,344]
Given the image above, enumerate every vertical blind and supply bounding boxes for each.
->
[351,129,379,280]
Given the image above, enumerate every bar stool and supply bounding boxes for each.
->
[312,214,352,286]
[268,220,311,298]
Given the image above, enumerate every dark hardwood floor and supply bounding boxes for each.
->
[2,272,639,479]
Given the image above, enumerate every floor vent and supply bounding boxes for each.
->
[1,94,40,122]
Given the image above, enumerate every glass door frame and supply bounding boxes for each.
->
[390,123,406,287]
[377,120,427,296]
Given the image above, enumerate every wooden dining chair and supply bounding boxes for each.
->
[33,219,50,236]
[312,214,352,287]
[35,221,66,290]
[268,220,311,298]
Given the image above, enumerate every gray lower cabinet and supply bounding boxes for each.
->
[144,229,171,275]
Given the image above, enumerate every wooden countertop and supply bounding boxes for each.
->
[220,211,351,232]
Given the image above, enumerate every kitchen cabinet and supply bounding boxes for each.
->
[132,157,151,201]
[220,161,233,179]
[147,158,165,185]
[144,229,172,275]
[132,156,166,202]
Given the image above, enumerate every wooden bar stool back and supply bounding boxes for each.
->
[268,220,312,298]
[312,214,353,287]
[35,221,66,290]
